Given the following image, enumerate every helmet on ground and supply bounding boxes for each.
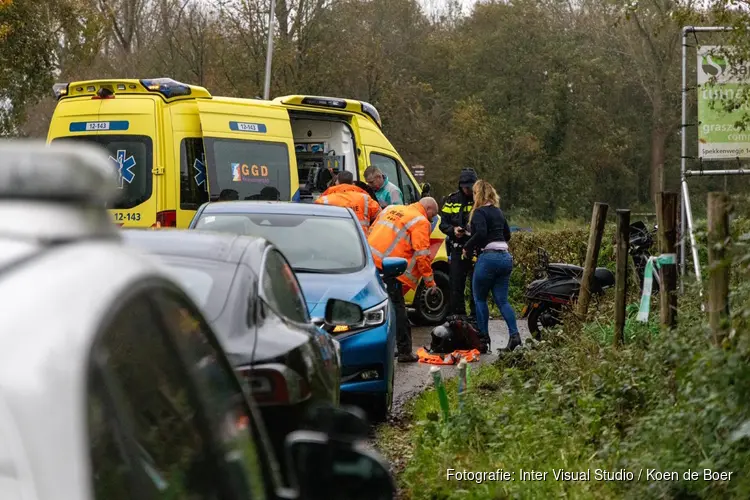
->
[429,323,455,354]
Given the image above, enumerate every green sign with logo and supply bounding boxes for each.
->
[697,45,750,160]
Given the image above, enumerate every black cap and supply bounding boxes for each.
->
[458,168,477,189]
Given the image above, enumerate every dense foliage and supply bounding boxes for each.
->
[3,0,750,217]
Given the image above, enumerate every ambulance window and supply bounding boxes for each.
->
[204,138,291,202]
[50,135,152,210]
[398,165,419,204]
[181,138,210,210]
[368,153,399,190]
[369,152,407,204]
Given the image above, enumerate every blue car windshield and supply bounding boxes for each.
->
[195,213,366,274]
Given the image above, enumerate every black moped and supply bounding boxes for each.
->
[629,220,660,293]
[520,221,657,337]
[520,248,615,337]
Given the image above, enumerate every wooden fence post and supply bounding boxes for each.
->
[614,209,630,347]
[707,192,730,345]
[577,202,609,318]
[656,192,678,329]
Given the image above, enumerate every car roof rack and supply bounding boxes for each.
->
[0,140,121,240]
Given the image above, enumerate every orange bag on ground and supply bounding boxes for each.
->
[416,347,480,365]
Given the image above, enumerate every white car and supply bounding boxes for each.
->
[0,141,394,500]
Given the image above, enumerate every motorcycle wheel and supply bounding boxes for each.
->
[527,302,561,340]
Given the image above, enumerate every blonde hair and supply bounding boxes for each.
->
[469,179,500,224]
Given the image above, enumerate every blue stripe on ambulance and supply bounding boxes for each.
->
[69,121,130,132]
[229,121,268,133]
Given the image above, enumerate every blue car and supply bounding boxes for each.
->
[189,201,407,421]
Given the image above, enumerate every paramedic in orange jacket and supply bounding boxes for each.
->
[368,197,440,362]
[315,170,381,233]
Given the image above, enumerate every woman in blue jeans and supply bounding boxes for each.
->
[462,180,520,352]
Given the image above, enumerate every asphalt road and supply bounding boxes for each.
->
[391,317,531,415]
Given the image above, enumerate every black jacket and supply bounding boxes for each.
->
[439,169,478,250]
[463,205,511,257]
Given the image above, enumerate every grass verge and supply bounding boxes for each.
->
[380,279,750,499]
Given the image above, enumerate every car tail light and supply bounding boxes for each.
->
[153,210,176,228]
[237,363,311,406]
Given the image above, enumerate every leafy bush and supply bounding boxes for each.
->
[382,217,750,499]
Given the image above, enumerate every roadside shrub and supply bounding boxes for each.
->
[383,224,750,499]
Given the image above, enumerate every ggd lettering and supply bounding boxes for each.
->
[240,164,269,177]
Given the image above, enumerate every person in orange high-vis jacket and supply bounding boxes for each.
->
[315,170,381,234]
[368,197,440,362]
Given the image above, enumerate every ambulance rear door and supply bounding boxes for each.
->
[196,100,298,202]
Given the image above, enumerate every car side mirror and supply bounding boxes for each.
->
[324,298,364,325]
[420,182,431,197]
[304,404,370,439]
[380,257,407,278]
[285,431,395,500]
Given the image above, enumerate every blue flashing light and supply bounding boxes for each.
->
[53,83,69,100]
[139,78,192,98]
[361,101,382,128]
[301,96,347,109]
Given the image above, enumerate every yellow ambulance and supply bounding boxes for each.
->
[46,79,449,324]
[272,95,450,324]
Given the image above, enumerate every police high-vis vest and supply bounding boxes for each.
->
[368,202,436,291]
[315,184,381,233]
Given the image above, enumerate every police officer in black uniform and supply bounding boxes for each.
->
[439,168,478,320]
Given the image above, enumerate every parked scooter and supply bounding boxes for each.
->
[520,248,615,337]
[629,220,660,293]
[520,221,658,337]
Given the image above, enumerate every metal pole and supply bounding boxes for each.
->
[263,0,276,100]
[686,169,750,176]
[680,26,689,293]
[682,179,702,282]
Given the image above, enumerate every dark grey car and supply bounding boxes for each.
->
[121,229,344,484]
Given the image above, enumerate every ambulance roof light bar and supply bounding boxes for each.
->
[360,101,382,128]
[300,96,347,109]
[53,83,69,100]
[139,78,192,98]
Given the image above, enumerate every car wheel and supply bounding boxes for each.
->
[369,371,394,424]
[412,269,450,326]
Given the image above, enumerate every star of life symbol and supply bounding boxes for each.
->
[109,150,136,189]
[193,157,207,190]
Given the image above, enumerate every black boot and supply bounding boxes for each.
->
[500,335,522,352]
[479,337,491,354]
[397,352,419,363]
